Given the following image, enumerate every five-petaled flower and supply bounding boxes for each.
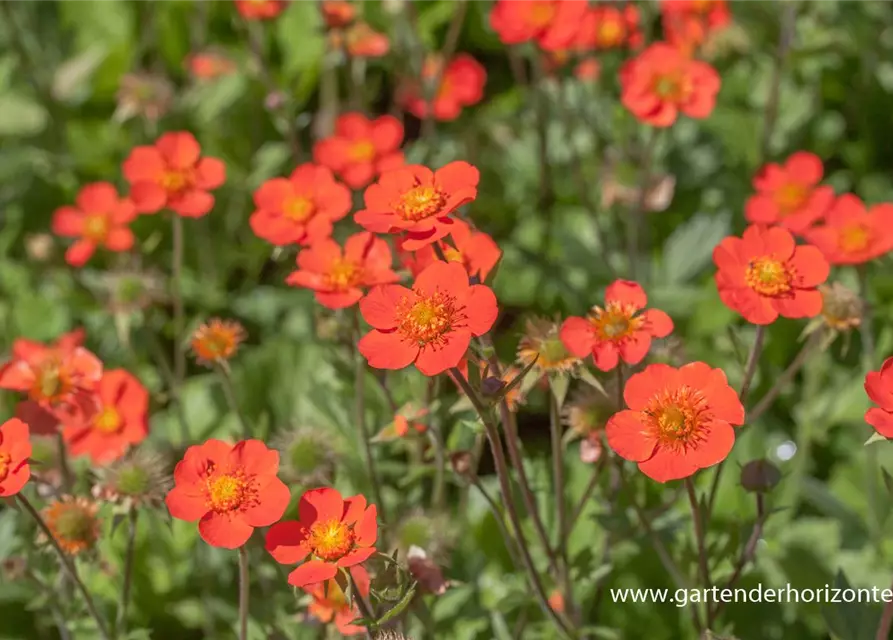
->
[62,369,149,465]
[745,152,834,234]
[606,362,745,482]
[250,164,352,247]
[0,418,31,498]
[576,4,642,50]
[489,0,587,50]
[400,54,487,122]
[234,0,286,20]
[620,42,720,127]
[305,566,370,636]
[560,280,674,372]
[51,183,137,267]
[166,439,291,549]
[355,162,480,251]
[661,0,731,56]
[400,218,501,282]
[286,232,400,310]
[0,331,103,424]
[804,194,893,265]
[265,487,378,588]
[313,113,405,190]
[123,131,226,217]
[357,261,498,376]
[865,356,893,439]
[713,225,829,325]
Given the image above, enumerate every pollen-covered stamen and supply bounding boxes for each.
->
[598,19,623,45]
[161,170,192,194]
[30,358,72,403]
[839,223,871,253]
[94,406,123,434]
[324,259,362,291]
[349,140,376,162]
[653,73,690,102]
[83,214,110,243]
[306,519,355,561]
[396,185,447,222]
[0,452,11,481]
[397,291,465,346]
[745,256,792,296]
[205,470,256,513]
[775,183,808,215]
[643,386,711,453]
[588,302,643,341]
[284,196,315,222]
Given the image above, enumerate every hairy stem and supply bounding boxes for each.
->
[549,380,574,619]
[748,333,818,423]
[353,313,387,522]
[18,494,111,640]
[713,493,766,619]
[216,360,251,439]
[686,478,712,625]
[238,546,249,640]
[115,509,139,637]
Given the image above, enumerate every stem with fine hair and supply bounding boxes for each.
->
[115,509,139,637]
[712,493,766,620]
[706,324,766,516]
[426,376,447,510]
[450,368,576,639]
[238,546,249,640]
[170,215,190,445]
[549,379,574,620]
[858,265,883,556]
[748,333,819,423]
[216,360,251,439]
[685,477,712,625]
[353,312,386,522]
[17,494,111,640]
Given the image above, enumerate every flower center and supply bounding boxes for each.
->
[349,140,376,162]
[324,259,361,291]
[644,386,710,452]
[397,292,461,345]
[589,303,641,341]
[94,406,123,434]
[745,256,792,296]
[206,472,252,513]
[775,183,808,215]
[284,196,315,222]
[395,186,447,222]
[653,74,687,101]
[0,452,10,481]
[83,214,110,243]
[31,359,70,403]
[598,20,623,46]
[307,519,355,561]
[442,246,464,264]
[839,223,871,253]
[161,170,191,194]
[53,506,96,542]
[529,1,556,27]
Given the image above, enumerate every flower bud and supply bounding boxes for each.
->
[450,451,473,477]
[481,376,506,397]
[740,459,781,493]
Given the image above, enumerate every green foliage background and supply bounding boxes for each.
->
[2,1,893,639]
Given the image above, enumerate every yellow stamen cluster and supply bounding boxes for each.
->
[745,256,792,297]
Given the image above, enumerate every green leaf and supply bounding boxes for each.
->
[0,93,48,137]
[52,45,108,103]
[820,570,880,640]
[376,584,417,626]
[490,355,539,406]
[658,212,731,285]
[276,2,325,80]
[577,367,608,397]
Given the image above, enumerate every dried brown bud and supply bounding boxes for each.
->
[450,451,473,477]
[740,459,781,493]
[819,282,862,332]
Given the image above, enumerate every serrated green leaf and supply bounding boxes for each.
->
[376,584,417,626]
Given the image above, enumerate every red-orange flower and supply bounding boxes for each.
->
[400,218,501,282]
[804,194,893,265]
[166,439,290,549]
[306,566,370,635]
[620,42,720,127]
[0,418,31,497]
[401,54,487,122]
[355,162,479,251]
[865,356,893,438]
[191,318,246,366]
[489,0,587,50]
[576,4,642,50]
[745,152,834,234]
[250,164,351,247]
[235,0,286,20]
[321,0,355,29]
[358,261,498,376]
[0,331,102,423]
[607,362,744,482]
[313,113,404,189]
[286,232,400,309]
[560,280,673,372]
[51,182,137,267]
[123,131,226,217]
[265,487,378,588]
[713,225,830,325]
[344,22,389,58]
[662,0,731,31]
[187,51,237,80]
[62,369,148,465]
